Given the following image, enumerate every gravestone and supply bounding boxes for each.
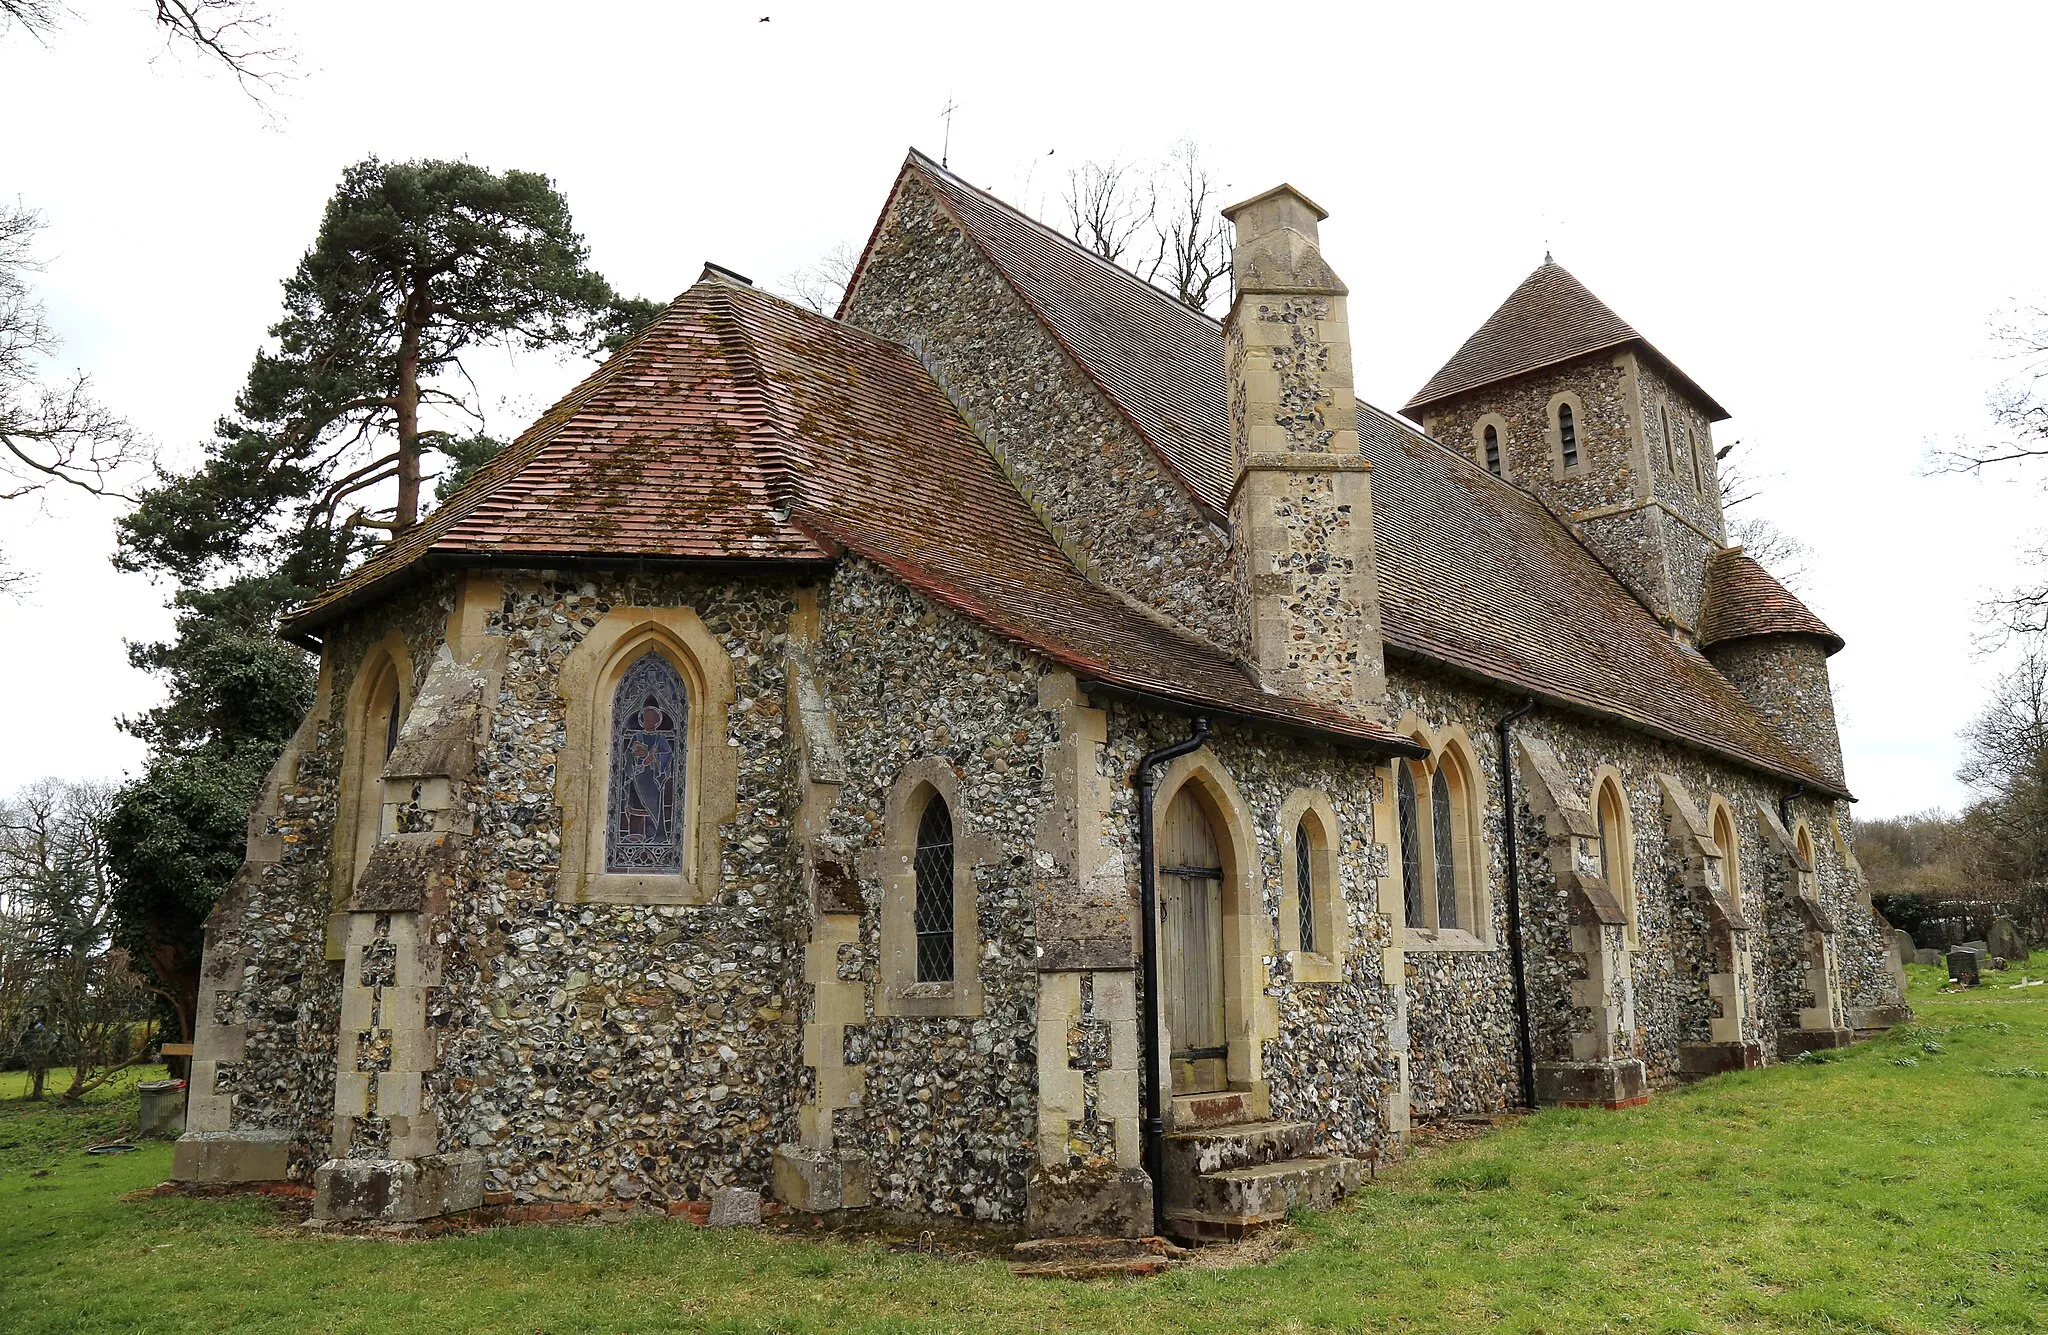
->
[1914,948,1943,966]
[706,1185,762,1227]
[1960,939,1990,957]
[1893,929,1917,969]
[1988,916,2030,963]
[1948,946,1982,985]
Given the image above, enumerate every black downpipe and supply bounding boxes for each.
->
[1495,697,1539,1111]
[1135,715,1210,1238]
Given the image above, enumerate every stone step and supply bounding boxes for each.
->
[1169,1090,1258,1129]
[1161,1120,1316,1206]
[1009,1233,1187,1280]
[1165,1155,1363,1241]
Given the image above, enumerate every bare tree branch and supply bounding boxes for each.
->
[1063,159,1154,268]
[0,203,151,582]
[778,242,861,316]
[1137,139,1232,314]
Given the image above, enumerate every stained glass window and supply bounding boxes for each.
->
[1483,424,1501,476]
[1295,819,1317,955]
[913,795,954,983]
[605,651,689,875]
[1432,768,1459,931]
[1558,404,1579,468]
[1397,764,1423,929]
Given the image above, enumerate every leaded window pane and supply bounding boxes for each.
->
[605,651,689,875]
[383,693,401,759]
[914,796,955,983]
[1597,794,1612,883]
[1432,769,1459,931]
[1295,820,1317,955]
[1397,764,1423,929]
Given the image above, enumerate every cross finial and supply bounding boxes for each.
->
[940,96,960,168]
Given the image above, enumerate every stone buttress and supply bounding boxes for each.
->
[1656,775,1764,1076]
[312,579,502,1222]
[1514,737,1647,1108]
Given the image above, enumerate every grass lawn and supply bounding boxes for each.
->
[4,965,2046,1333]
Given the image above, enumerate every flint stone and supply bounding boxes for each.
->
[1988,916,2030,963]
[706,1185,762,1227]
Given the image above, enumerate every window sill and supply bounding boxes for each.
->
[555,870,716,907]
[1283,950,1345,984]
[875,979,984,1018]
[1402,929,1497,954]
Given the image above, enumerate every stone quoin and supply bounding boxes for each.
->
[171,149,1907,1239]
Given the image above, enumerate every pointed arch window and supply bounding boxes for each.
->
[913,794,955,983]
[1712,803,1742,916]
[605,650,689,875]
[1482,424,1502,476]
[1397,762,1424,929]
[1558,404,1579,469]
[1294,818,1318,955]
[1594,774,1638,946]
[1431,768,1459,931]
[1660,404,1676,472]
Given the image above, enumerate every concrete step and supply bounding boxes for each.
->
[1161,1120,1315,1207]
[1169,1090,1258,1129]
[1164,1155,1363,1242]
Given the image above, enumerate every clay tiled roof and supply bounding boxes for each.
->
[283,278,1418,754]
[854,150,1236,517]
[1404,261,1730,422]
[1359,407,1842,792]
[1699,548,1844,655]
[854,172,1840,792]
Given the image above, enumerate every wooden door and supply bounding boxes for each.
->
[1160,787,1226,1094]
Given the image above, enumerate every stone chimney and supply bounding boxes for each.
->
[1221,185,1388,714]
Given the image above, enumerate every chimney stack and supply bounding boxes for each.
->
[1221,185,1388,714]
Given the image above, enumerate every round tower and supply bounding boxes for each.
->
[1698,547,1847,785]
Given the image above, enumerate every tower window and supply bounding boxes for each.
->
[1482,424,1502,476]
[1558,404,1579,469]
[1660,405,1675,472]
[1687,426,1703,493]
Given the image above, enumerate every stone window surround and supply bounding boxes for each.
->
[873,756,990,1017]
[1471,412,1511,480]
[554,606,737,907]
[1591,765,1639,948]
[331,628,414,913]
[1792,820,1819,900]
[1275,788,1345,984]
[1705,792,1744,920]
[1388,717,1495,953]
[1546,390,1591,480]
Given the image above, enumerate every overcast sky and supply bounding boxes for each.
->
[2,1,2043,818]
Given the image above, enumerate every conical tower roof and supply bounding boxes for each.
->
[1405,260,1728,421]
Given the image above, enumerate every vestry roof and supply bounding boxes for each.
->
[1699,548,1844,656]
[890,155,1840,794]
[283,276,1419,754]
[1404,260,1731,422]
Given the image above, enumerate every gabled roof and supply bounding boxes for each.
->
[835,168,1838,793]
[1700,548,1844,655]
[1404,261,1730,421]
[845,150,1235,516]
[282,278,1418,754]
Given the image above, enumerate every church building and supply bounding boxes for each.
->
[171,150,1909,1240]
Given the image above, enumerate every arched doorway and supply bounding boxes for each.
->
[1161,786,1227,1095]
